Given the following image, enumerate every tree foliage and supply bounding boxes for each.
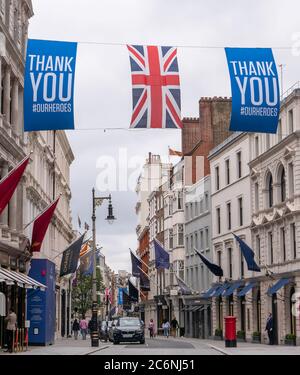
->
[72,268,104,317]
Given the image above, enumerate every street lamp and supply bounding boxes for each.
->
[91,188,116,347]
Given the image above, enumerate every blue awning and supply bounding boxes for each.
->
[202,285,220,298]
[267,278,290,296]
[213,283,230,297]
[223,280,244,297]
[237,282,257,297]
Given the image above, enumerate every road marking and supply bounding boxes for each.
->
[208,345,229,355]
[85,345,110,355]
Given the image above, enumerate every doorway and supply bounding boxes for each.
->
[271,294,278,345]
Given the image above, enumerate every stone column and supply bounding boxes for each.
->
[0,58,2,115]
[3,65,10,123]
[8,177,17,231]
[0,162,9,226]
[11,78,19,133]
[204,306,208,339]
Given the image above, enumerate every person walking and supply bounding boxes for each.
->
[148,319,155,339]
[162,319,170,338]
[5,308,17,353]
[80,316,88,340]
[170,316,179,338]
[265,312,274,345]
[72,319,80,340]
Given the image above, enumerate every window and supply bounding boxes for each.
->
[266,173,273,208]
[215,166,220,191]
[169,229,173,249]
[255,136,259,157]
[266,134,270,150]
[241,250,244,278]
[205,192,209,210]
[217,251,222,268]
[205,228,209,248]
[225,159,230,185]
[195,201,198,217]
[178,192,183,210]
[216,207,221,234]
[238,197,243,226]
[280,228,286,262]
[190,235,194,255]
[178,225,184,246]
[227,202,231,230]
[280,167,286,202]
[200,199,203,213]
[194,232,198,251]
[291,223,296,259]
[237,152,242,178]
[185,236,189,255]
[288,163,294,197]
[200,230,204,249]
[288,109,294,134]
[278,119,282,142]
[168,197,173,216]
[255,182,259,211]
[268,232,274,264]
[256,235,261,264]
[228,248,233,279]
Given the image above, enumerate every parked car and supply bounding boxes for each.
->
[99,321,109,342]
[108,319,118,342]
[113,317,145,345]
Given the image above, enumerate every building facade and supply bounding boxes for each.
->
[184,175,212,339]
[0,0,33,349]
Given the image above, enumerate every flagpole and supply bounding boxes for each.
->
[23,194,62,230]
[129,248,149,269]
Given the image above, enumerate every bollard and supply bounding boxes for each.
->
[224,316,237,347]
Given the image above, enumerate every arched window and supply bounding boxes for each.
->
[266,172,273,208]
[280,167,286,202]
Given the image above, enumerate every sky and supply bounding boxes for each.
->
[29,0,300,272]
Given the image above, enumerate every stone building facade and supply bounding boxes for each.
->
[0,0,33,348]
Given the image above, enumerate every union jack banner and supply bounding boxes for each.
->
[127,45,182,129]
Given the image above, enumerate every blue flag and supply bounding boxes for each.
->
[225,48,280,133]
[128,280,139,302]
[130,251,142,278]
[24,39,78,132]
[234,234,261,272]
[194,248,223,277]
[154,239,170,269]
[139,268,150,291]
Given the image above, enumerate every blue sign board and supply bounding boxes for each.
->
[118,287,128,305]
[24,39,77,132]
[27,259,56,346]
[225,48,280,133]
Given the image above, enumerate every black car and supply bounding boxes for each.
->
[99,321,109,342]
[113,317,145,345]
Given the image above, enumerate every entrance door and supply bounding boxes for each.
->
[271,294,278,345]
[61,290,66,338]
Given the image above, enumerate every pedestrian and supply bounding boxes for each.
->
[5,308,17,353]
[148,319,155,339]
[265,312,274,345]
[162,319,170,338]
[80,316,88,340]
[72,319,80,340]
[170,316,179,338]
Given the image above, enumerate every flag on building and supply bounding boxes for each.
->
[139,267,150,291]
[233,234,261,272]
[127,45,182,129]
[31,197,60,252]
[130,251,142,277]
[80,249,93,276]
[128,279,139,302]
[78,215,81,228]
[154,239,170,269]
[169,147,183,157]
[79,242,89,258]
[175,274,192,295]
[194,248,224,277]
[122,290,132,311]
[84,222,90,231]
[60,234,85,277]
[0,155,30,216]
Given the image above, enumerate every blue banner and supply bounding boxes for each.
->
[225,48,280,133]
[24,39,77,132]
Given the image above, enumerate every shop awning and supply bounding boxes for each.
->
[0,268,46,290]
[267,278,290,296]
[202,285,220,299]
[213,283,231,297]
[237,282,257,297]
[223,280,244,297]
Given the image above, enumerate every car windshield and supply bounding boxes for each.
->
[107,321,112,327]
[118,318,140,326]
[101,322,107,328]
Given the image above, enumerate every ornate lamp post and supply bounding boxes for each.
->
[91,188,116,347]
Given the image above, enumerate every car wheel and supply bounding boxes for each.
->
[113,341,119,345]
[140,340,145,344]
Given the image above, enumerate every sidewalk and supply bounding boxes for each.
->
[0,338,109,356]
